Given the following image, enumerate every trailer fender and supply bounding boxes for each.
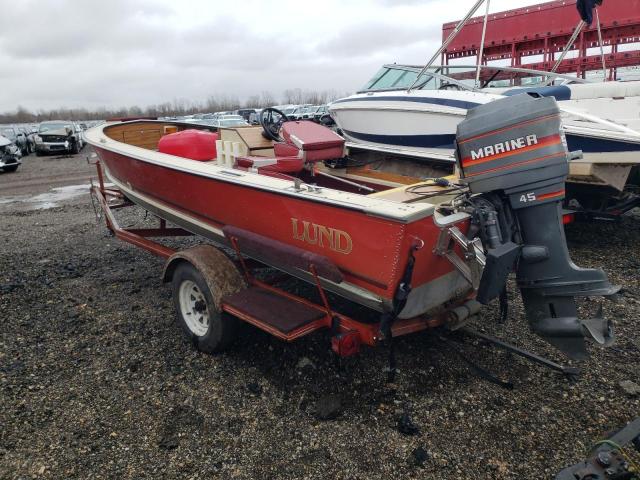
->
[162,245,246,306]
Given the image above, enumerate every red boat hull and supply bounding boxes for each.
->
[95,146,465,310]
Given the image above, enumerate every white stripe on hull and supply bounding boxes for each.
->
[332,107,463,137]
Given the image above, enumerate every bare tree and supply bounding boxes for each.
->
[259,91,275,107]
[0,87,351,123]
[244,95,261,108]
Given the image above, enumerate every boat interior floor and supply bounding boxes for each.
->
[103,121,462,205]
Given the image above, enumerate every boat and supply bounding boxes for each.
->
[483,70,640,133]
[330,63,640,157]
[85,95,619,362]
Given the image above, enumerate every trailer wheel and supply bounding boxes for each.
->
[168,248,244,353]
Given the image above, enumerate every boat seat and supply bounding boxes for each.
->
[274,142,300,157]
[234,122,344,176]
[280,121,345,162]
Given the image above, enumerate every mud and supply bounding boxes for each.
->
[1,152,639,479]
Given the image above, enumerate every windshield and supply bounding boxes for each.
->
[39,122,71,133]
[362,67,420,90]
[361,66,468,91]
[360,64,587,93]
[1,128,16,140]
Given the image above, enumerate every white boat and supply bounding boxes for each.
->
[488,74,640,133]
[329,64,640,205]
[330,64,640,161]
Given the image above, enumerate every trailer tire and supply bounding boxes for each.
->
[169,248,245,354]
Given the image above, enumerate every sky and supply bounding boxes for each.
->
[0,0,555,112]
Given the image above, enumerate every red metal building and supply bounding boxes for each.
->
[442,0,640,81]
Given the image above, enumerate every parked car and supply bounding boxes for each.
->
[312,105,329,122]
[281,105,299,120]
[297,105,326,121]
[0,134,22,172]
[235,109,257,123]
[16,126,36,154]
[285,104,313,121]
[34,121,82,155]
[1,126,29,156]
[248,109,263,125]
[214,115,250,128]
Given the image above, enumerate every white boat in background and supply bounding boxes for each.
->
[329,63,640,198]
[330,63,640,160]
[330,85,497,159]
[329,0,640,214]
[488,75,640,133]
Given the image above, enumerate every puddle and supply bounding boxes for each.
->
[0,183,112,211]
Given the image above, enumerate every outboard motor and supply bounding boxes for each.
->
[455,94,619,360]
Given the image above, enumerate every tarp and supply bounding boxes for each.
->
[576,0,603,25]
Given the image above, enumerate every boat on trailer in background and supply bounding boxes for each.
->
[329,63,640,217]
[86,93,620,369]
[329,0,640,217]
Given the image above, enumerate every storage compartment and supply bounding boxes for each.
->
[281,121,345,151]
[158,129,218,161]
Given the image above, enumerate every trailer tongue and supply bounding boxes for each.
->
[455,93,619,359]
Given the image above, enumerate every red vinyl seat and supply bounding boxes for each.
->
[280,121,345,162]
[281,121,344,151]
[235,121,344,177]
[273,142,300,157]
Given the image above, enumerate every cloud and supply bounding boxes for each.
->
[317,22,434,58]
[0,0,550,112]
[0,0,172,59]
[371,0,431,5]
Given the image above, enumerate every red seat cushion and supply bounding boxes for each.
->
[158,129,218,161]
[281,121,344,151]
[274,142,300,157]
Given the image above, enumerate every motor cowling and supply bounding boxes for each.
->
[455,94,619,360]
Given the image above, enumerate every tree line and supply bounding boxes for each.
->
[0,89,350,124]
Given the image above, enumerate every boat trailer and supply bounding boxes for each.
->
[89,160,446,359]
[89,156,599,385]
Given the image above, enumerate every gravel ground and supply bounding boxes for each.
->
[1,153,639,479]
